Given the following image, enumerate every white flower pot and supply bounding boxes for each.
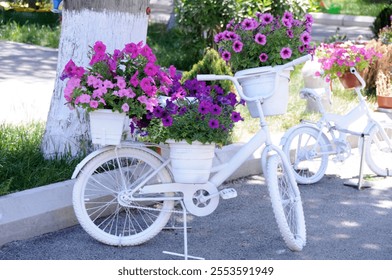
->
[168,140,215,183]
[89,109,126,146]
[235,67,292,117]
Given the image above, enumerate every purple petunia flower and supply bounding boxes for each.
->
[162,115,173,127]
[221,50,231,61]
[305,13,314,24]
[232,40,243,53]
[208,119,219,129]
[153,106,165,118]
[260,13,274,25]
[211,104,222,115]
[300,32,312,44]
[280,47,292,59]
[259,53,268,62]
[198,100,212,114]
[231,111,243,122]
[255,33,267,45]
[241,18,257,30]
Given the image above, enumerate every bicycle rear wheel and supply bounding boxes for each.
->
[73,147,174,246]
[266,153,306,251]
[282,126,329,184]
[363,123,392,176]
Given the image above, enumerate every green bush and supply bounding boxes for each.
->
[147,23,202,71]
[372,5,392,38]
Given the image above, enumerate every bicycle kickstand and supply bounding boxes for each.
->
[344,133,372,190]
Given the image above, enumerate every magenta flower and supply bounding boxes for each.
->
[93,41,106,55]
[89,100,99,109]
[280,47,292,59]
[169,65,177,78]
[260,13,273,25]
[259,53,268,62]
[121,103,130,113]
[300,32,312,44]
[208,119,219,129]
[211,104,222,115]
[221,50,231,61]
[162,114,173,127]
[241,18,257,30]
[130,71,139,87]
[144,62,159,76]
[124,42,139,58]
[198,100,212,114]
[255,33,267,45]
[232,40,243,53]
[116,76,127,89]
[231,111,243,122]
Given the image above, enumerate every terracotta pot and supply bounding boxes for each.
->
[338,71,362,89]
[377,95,392,109]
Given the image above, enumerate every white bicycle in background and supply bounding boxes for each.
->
[71,55,310,259]
[280,67,392,187]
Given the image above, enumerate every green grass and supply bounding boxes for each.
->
[321,0,390,17]
[0,21,60,48]
[0,122,82,196]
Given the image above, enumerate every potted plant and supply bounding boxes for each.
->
[214,11,314,71]
[376,71,392,109]
[214,11,314,116]
[315,41,382,88]
[141,75,245,183]
[61,40,175,145]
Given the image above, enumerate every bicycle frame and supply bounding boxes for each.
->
[120,56,312,213]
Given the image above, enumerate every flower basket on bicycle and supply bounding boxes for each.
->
[214,11,314,117]
[167,140,215,183]
[235,67,292,117]
[89,109,126,146]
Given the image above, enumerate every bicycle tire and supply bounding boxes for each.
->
[266,153,306,251]
[72,147,174,246]
[282,126,329,184]
[363,123,392,177]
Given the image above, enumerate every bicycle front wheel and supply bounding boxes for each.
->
[266,153,306,251]
[364,123,392,176]
[282,126,329,184]
[73,147,174,246]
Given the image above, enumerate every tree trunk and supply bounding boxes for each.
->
[41,0,150,158]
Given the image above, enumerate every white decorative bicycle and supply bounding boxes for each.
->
[280,67,392,186]
[71,55,310,259]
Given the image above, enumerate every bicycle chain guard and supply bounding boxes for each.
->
[183,184,220,217]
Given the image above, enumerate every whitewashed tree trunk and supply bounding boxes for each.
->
[41,0,150,158]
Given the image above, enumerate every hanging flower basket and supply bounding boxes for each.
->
[168,140,215,183]
[89,109,126,146]
[235,67,291,117]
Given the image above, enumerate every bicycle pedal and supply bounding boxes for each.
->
[219,188,237,199]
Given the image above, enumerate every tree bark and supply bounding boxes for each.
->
[41,0,150,158]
